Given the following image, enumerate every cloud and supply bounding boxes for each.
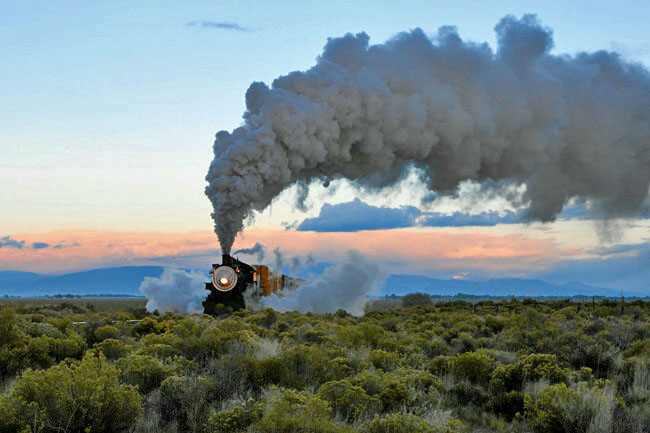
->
[0,236,80,251]
[296,199,522,232]
[0,236,25,249]
[51,241,80,250]
[534,242,650,294]
[295,199,637,232]
[186,20,251,32]
[297,198,420,232]
[0,228,567,278]
[420,210,521,227]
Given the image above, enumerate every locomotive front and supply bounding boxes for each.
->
[203,254,253,314]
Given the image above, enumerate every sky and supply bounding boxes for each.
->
[1,1,650,293]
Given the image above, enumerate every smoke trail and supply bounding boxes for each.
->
[261,250,384,315]
[233,242,267,262]
[290,256,302,274]
[273,247,284,270]
[206,14,650,253]
[289,252,316,275]
[139,268,207,314]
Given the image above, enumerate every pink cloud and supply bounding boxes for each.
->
[0,228,576,276]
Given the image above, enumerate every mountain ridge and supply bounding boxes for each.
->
[0,266,165,297]
[0,265,639,298]
[380,274,632,297]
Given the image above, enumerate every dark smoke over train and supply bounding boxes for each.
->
[205,14,650,257]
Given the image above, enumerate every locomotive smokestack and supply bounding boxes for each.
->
[222,254,233,266]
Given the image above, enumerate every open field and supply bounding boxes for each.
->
[0,296,147,312]
[1,298,650,433]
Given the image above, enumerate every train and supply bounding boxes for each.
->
[203,254,301,315]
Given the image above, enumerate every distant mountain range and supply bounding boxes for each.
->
[380,274,633,298]
[0,265,641,298]
[0,267,164,297]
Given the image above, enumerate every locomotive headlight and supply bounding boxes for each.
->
[212,266,238,291]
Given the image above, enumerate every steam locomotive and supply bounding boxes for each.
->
[203,254,301,315]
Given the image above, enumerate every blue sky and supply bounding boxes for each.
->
[1,1,650,293]
[3,1,650,232]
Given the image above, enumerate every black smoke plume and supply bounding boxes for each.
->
[233,242,267,262]
[206,15,650,253]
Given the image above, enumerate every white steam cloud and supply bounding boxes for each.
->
[139,268,207,314]
[261,251,384,315]
[205,14,650,254]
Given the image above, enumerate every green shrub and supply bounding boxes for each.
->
[351,370,413,412]
[396,367,444,394]
[405,335,449,358]
[450,332,478,353]
[369,349,400,371]
[524,383,621,433]
[489,390,526,420]
[365,412,469,433]
[53,334,86,361]
[251,389,352,433]
[94,338,132,360]
[366,413,434,433]
[449,381,489,407]
[118,354,174,394]
[0,307,20,347]
[94,324,121,341]
[519,354,569,384]
[277,344,336,389]
[429,355,454,376]
[0,312,67,378]
[0,394,19,433]
[443,418,471,433]
[402,293,433,308]
[22,321,64,339]
[337,323,390,349]
[451,350,496,384]
[524,383,580,433]
[5,353,141,433]
[160,375,216,431]
[379,379,412,412]
[491,354,568,392]
[197,326,260,360]
[204,398,263,433]
[330,356,353,377]
[578,366,593,382]
[245,355,284,389]
[623,339,650,358]
[133,317,172,336]
[318,380,382,421]
[350,369,385,397]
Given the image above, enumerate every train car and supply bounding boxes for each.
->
[203,254,301,315]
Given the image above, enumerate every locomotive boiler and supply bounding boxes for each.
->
[203,254,301,315]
